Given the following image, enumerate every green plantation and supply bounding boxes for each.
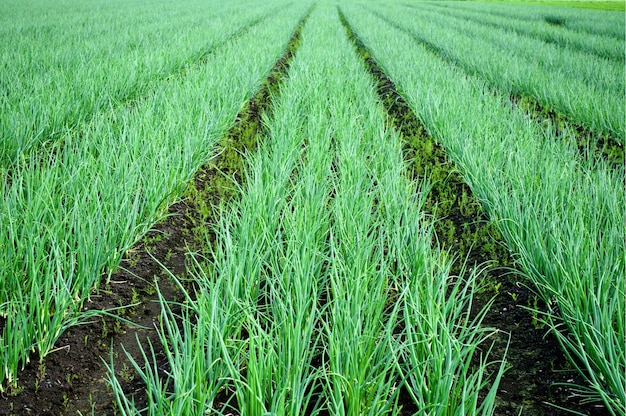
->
[0,0,624,415]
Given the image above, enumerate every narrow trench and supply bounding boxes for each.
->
[363,6,624,169]
[338,8,607,416]
[0,9,310,415]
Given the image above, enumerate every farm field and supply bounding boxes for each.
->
[1,0,624,415]
[474,0,624,11]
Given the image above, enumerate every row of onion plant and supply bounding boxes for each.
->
[341,4,625,414]
[419,1,623,62]
[428,1,624,38]
[0,0,280,166]
[108,3,505,414]
[363,1,625,142]
[0,2,308,390]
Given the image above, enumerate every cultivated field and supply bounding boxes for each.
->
[0,0,624,415]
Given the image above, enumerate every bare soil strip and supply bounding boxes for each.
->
[364,7,624,169]
[339,8,608,416]
[0,10,309,415]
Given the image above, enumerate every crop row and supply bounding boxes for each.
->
[418,2,624,62]
[429,0,625,39]
[2,0,623,414]
[0,0,283,166]
[364,1,624,143]
[108,4,505,414]
[0,1,308,390]
[341,3,624,414]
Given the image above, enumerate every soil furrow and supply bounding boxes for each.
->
[0,9,310,415]
[339,8,607,416]
[363,6,624,169]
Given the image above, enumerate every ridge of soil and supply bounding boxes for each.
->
[0,9,310,415]
[339,8,609,416]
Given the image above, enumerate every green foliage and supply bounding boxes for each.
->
[0,0,279,166]
[108,4,504,415]
[373,1,624,142]
[506,0,624,11]
[0,0,305,392]
[343,3,625,413]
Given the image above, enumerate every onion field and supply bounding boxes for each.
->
[1,0,624,415]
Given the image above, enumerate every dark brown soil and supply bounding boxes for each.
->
[509,94,624,168]
[338,7,611,416]
[0,190,194,415]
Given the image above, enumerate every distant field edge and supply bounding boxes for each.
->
[411,0,626,11]
[464,0,625,11]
